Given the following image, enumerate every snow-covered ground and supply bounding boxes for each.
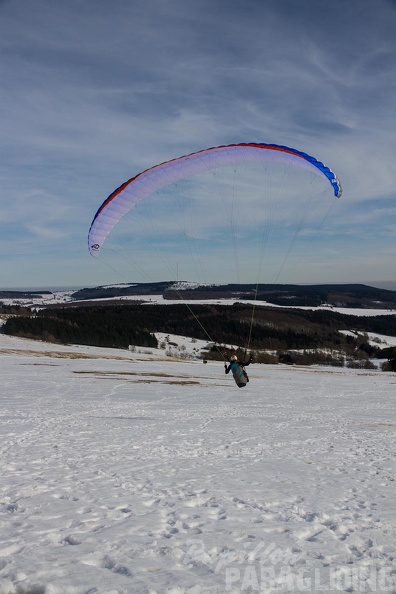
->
[340,331,396,350]
[0,333,395,594]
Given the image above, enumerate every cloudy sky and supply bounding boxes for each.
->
[1,0,396,290]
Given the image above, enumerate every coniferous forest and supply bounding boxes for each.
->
[2,301,396,368]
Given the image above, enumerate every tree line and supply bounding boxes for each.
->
[1,302,396,369]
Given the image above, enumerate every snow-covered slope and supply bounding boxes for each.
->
[0,334,395,593]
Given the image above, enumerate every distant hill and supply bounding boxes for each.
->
[71,282,173,301]
[70,282,396,310]
[0,290,52,299]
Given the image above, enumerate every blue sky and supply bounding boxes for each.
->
[1,0,396,289]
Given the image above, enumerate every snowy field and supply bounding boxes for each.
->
[1,333,396,594]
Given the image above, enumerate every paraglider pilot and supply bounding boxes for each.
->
[225,353,252,388]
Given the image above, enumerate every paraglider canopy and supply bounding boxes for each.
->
[88,143,342,258]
